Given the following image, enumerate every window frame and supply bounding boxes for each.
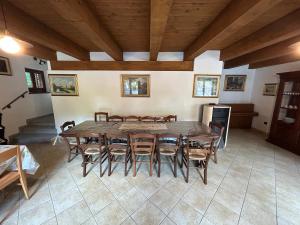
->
[25,68,47,94]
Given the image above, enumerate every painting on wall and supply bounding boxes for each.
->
[121,74,150,97]
[263,83,278,96]
[224,75,247,91]
[48,74,79,96]
[193,74,220,98]
[0,56,12,76]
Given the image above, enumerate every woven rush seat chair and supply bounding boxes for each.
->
[140,116,157,122]
[124,115,140,122]
[157,134,181,177]
[130,133,156,176]
[180,134,215,184]
[107,133,131,176]
[107,115,124,122]
[77,132,107,177]
[61,121,86,162]
[164,115,177,122]
[94,112,109,122]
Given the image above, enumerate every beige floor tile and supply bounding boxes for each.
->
[135,178,162,198]
[219,174,248,196]
[78,177,108,198]
[214,187,244,214]
[108,178,134,198]
[204,200,239,225]
[160,217,176,225]
[240,201,276,225]
[132,201,165,225]
[168,200,203,225]
[84,187,115,215]
[199,217,215,225]
[118,187,147,215]
[51,188,83,214]
[81,217,98,225]
[163,178,191,198]
[19,200,55,225]
[277,217,298,225]
[95,201,128,225]
[149,188,180,214]
[121,217,137,225]
[56,200,93,225]
[40,217,57,225]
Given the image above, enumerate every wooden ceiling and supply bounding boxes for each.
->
[2,0,300,69]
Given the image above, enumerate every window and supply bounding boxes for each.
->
[25,68,47,94]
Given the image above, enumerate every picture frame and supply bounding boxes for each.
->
[0,56,12,76]
[263,83,278,96]
[224,75,247,91]
[48,74,79,96]
[193,74,220,98]
[121,74,150,97]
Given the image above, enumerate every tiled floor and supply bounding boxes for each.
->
[1,129,300,225]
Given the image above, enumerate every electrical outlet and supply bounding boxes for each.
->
[264,122,268,125]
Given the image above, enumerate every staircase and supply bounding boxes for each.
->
[9,114,57,144]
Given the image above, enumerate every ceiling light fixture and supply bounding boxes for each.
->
[289,42,300,55]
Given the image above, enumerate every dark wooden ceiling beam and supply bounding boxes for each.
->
[2,1,89,60]
[224,35,300,69]
[249,54,300,69]
[46,0,122,61]
[221,8,300,61]
[50,61,194,71]
[150,0,173,61]
[184,0,283,60]
[23,44,57,61]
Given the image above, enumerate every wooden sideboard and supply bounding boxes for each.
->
[224,103,258,129]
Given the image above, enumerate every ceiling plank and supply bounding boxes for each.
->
[150,0,173,61]
[2,1,89,60]
[249,54,300,69]
[224,35,300,68]
[50,61,194,71]
[184,0,284,60]
[46,0,122,61]
[22,44,57,61]
[221,8,300,61]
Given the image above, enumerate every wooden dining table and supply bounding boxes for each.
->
[60,120,218,138]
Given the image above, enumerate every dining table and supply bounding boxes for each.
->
[0,145,40,176]
[60,120,218,138]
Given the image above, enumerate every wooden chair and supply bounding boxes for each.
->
[140,116,157,122]
[77,132,107,177]
[157,134,181,177]
[107,115,124,122]
[107,133,131,176]
[60,121,83,162]
[208,122,225,164]
[0,146,29,199]
[130,133,156,176]
[180,134,215,184]
[164,115,177,122]
[124,116,140,122]
[94,112,109,122]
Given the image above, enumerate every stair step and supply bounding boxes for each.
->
[19,125,57,134]
[9,133,56,145]
[27,114,55,127]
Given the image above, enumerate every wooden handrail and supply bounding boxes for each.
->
[1,91,29,110]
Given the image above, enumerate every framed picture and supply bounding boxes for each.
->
[193,74,220,98]
[121,74,150,97]
[224,75,247,91]
[0,56,12,76]
[263,83,278,96]
[48,74,79,96]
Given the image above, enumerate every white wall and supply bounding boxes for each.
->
[49,51,223,130]
[219,65,256,103]
[0,51,53,136]
[251,61,300,133]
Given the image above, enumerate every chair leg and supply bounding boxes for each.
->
[133,154,136,177]
[185,158,189,183]
[204,166,208,184]
[214,151,218,164]
[83,157,87,177]
[19,171,29,199]
[150,155,153,176]
[125,154,128,176]
[108,154,112,176]
[68,148,72,162]
[158,153,161,177]
[99,152,103,177]
[174,154,177,177]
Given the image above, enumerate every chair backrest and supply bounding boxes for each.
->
[60,121,75,132]
[0,146,22,189]
[130,133,156,153]
[209,122,225,148]
[186,134,215,156]
[140,116,157,122]
[77,132,105,145]
[107,115,124,122]
[94,112,109,122]
[164,115,177,122]
[158,133,180,146]
[124,115,140,122]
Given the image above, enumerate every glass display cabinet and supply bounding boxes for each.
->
[268,71,300,155]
